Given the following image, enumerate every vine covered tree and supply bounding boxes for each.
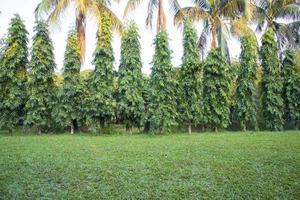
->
[202,48,231,132]
[282,49,300,129]
[58,30,82,134]
[0,14,28,131]
[25,21,56,132]
[180,20,202,134]
[118,22,144,130]
[87,14,115,129]
[148,30,177,133]
[235,34,258,131]
[260,28,283,131]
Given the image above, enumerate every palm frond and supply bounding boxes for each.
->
[217,19,230,62]
[94,3,123,33]
[198,24,211,60]
[219,0,241,18]
[276,4,300,21]
[47,0,71,24]
[145,0,158,29]
[124,0,145,16]
[169,0,181,16]
[273,21,300,51]
[192,0,210,10]
[173,6,210,26]
[35,0,59,19]
[231,17,253,37]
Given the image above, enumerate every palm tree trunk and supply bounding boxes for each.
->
[76,10,86,63]
[157,0,166,31]
[211,23,217,49]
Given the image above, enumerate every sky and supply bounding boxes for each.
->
[0,0,241,75]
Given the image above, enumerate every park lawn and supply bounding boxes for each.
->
[0,131,299,199]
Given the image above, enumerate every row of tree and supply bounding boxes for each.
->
[0,14,299,134]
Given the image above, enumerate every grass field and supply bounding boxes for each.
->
[0,131,299,199]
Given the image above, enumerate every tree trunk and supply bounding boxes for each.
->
[214,127,218,133]
[157,0,166,32]
[70,122,74,134]
[188,122,192,134]
[211,23,217,49]
[76,10,86,64]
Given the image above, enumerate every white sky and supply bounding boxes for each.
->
[0,0,241,75]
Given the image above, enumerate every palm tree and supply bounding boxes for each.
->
[124,0,180,31]
[174,0,249,60]
[253,0,300,52]
[35,0,122,62]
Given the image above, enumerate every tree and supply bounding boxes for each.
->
[179,20,202,134]
[174,0,249,60]
[148,30,177,133]
[58,30,82,134]
[26,21,56,132]
[202,48,231,132]
[235,34,258,131]
[260,28,284,131]
[124,0,180,31]
[282,49,300,129]
[35,0,122,62]
[253,0,300,52]
[87,14,115,130]
[0,14,28,131]
[118,22,145,130]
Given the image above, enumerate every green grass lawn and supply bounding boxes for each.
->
[0,131,299,199]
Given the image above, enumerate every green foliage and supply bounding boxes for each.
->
[0,14,28,131]
[282,50,300,129]
[235,35,258,130]
[260,28,284,131]
[118,22,144,129]
[179,20,202,131]
[56,30,82,131]
[203,48,231,131]
[148,30,178,133]
[25,21,56,132]
[87,14,115,128]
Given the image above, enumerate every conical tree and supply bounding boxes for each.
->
[180,20,202,134]
[25,21,56,132]
[202,48,231,132]
[148,30,177,133]
[118,22,144,130]
[0,14,28,131]
[58,30,82,134]
[87,14,115,129]
[235,34,258,131]
[260,28,283,131]
[282,49,300,129]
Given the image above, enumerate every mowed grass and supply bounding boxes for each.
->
[0,132,299,199]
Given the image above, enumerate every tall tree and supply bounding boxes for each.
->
[235,34,258,131]
[26,21,56,132]
[260,28,284,131]
[124,0,180,31]
[148,30,177,133]
[253,0,300,52]
[174,0,250,60]
[202,48,231,132]
[180,20,202,134]
[0,14,28,131]
[35,0,122,62]
[87,14,115,129]
[58,30,82,134]
[118,22,145,130]
[282,49,300,129]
